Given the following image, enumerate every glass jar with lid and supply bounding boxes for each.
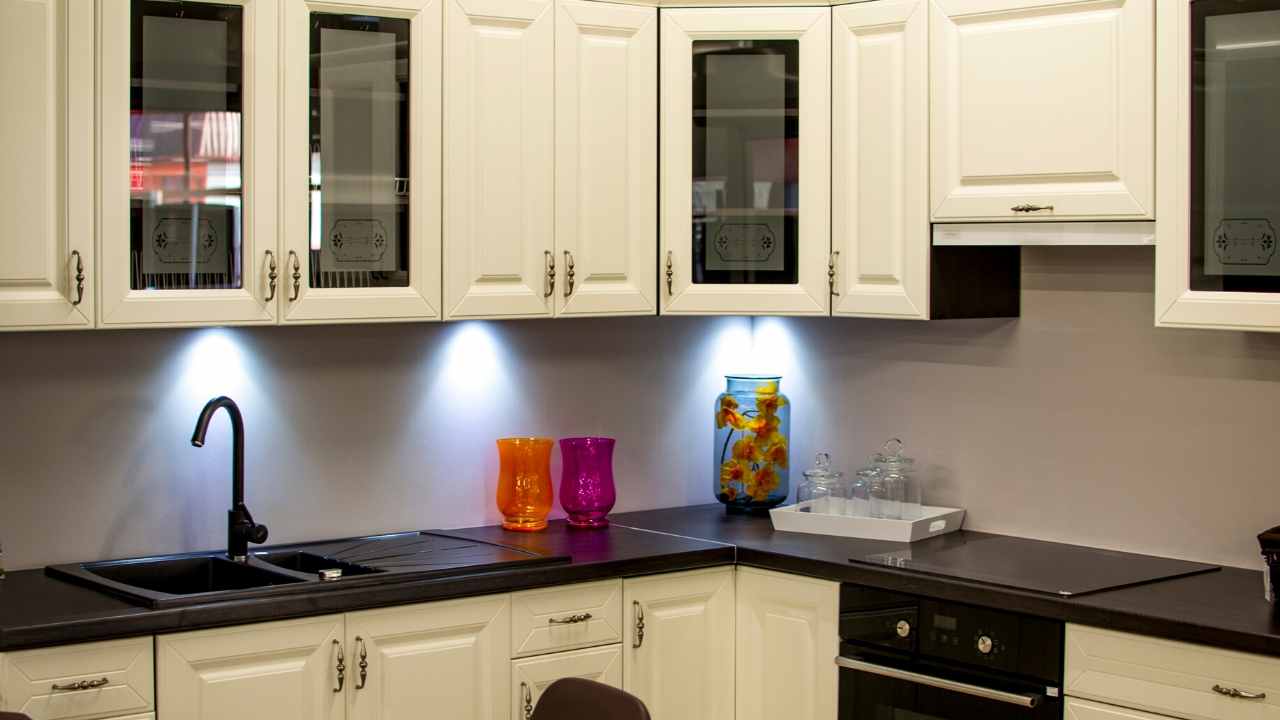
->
[873,438,921,520]
[797,453,844,515]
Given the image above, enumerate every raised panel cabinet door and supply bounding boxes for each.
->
[443,0,554,320]
[280,0,443,324]
[510,645,622,720]
[930,0,1154,221]
[832,0,929,320]
[1065,699,1179,720]
[347,595,510,720]
[623,568,735,720]
[156,615,345,720]
[554,0,656,318]
[735,568,838,720]
[0,0,94,330]
[1,636,154,720]
[659,8,831,316]
[98,0,280,327]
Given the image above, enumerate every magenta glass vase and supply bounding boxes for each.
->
[559,437,617,528]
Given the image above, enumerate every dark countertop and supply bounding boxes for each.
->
[611,504,1280,659]
[0,521,732,651]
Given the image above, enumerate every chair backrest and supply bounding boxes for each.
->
[530,678,651,720]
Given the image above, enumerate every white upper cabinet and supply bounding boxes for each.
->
[930,0,1155,222]
[832,0,929,319]
[659,7,831,316]
[443,0,555,320]
[280,0,443,324]
[1155,0,1280,332]
[554,0,657,318]
[98,0,280,327]
[0,0,94,331]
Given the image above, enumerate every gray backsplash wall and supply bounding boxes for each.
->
[2,247,1279,571]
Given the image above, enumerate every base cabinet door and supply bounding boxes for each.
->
[156,615,345,720]
[1,637,154,720]
[510,646,622,720]
[0,0,94,330]
[346,595,510,720]
[735,568,838,720]
[623,568,735,720]
[1065,698,1174,720]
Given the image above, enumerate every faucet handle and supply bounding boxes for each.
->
[248,523,269,545]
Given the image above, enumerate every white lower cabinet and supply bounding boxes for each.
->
[734,568,838,720]
[1,636,154,720]
[1066,698,1171,720]
[510,645,622,720]
[623,567,735,720]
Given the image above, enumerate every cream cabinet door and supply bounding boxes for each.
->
[346,595,510,720]
[510,645,622,720]
[1,637,154,720]
[156,615,345,720]
[0,0,94,330]
[554,0,657,318]
[1066,699,1178,720]
[98,0,280,327]
[735,568,838,720]
[623,568,735,720]
[832,0,929,319]
[930,0,1154,221]
[443,0,554,320]
[280,0,443,324]
[659,8,831,316]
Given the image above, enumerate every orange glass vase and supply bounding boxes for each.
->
[496,437,555,531]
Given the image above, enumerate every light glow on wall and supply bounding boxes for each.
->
[178,328,254,403]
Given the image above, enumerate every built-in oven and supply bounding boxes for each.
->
[837,585,1063,720]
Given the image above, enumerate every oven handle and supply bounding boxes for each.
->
[835,656,1046,709]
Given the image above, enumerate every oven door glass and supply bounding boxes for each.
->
[1192,0,1280,292]
[839,655,1060,720]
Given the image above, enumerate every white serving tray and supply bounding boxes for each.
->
[769,503,966,542]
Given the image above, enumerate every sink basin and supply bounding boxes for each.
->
[46,554,308,608]
[255,551,383,579]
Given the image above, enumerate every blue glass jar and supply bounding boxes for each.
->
[714,375,790,512]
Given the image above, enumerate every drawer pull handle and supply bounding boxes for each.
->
[1213,684,1266,700]
[51,677,109,692]
[548,612,593,625]
[1011,203,1054,213]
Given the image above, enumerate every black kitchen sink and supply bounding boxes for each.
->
[85,555,304,595]
[254,551,383,578]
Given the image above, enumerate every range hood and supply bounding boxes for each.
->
[932,221,1156,247]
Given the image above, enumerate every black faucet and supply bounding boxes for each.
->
[191,396,269,562]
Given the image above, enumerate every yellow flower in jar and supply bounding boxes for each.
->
[751,465,780,500]
[716,395,747,430]
[755,389,786,418]
[720,459,747,486]
[732,436,761,463]
[763,442,788,469]
[748,413,781,443]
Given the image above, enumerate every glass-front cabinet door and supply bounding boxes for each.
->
[99,0,278,327]
[1157,0,1280,330]
[280,0,441,323]
[659,8,830,315]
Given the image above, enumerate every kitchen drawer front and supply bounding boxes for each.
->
[1065,624,1280,720]
[511,645,622,720]
[1,637,154,720]
[511,580,622,658]
[1067,698,1173,720]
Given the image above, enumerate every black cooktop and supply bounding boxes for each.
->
[851,531,1220,597]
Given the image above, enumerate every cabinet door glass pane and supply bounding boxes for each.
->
[309,14,410,289]
[130,0,244,291]
[691,40,798,285]
[1192,0,1280,292]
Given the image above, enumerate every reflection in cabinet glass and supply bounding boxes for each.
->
[1192,0,1280,293]
[309,14,410,290]
[692,40,798,286]
[130,0,244,291]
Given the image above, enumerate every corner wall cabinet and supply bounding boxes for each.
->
[98,0,281,328]
[1154,0,1280,332]
[659,7,832,316]
[279,0,444,324]
[0,0,95,331]
[929,0,1155,222]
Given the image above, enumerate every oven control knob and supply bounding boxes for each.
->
[977,635,994,655]
[896,620,911,638]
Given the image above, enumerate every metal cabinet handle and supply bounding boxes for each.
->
[836,657,1044,708]
[632,601,645,648]
[548,612,592,625]
[1011,203,1054,213]
[563,250,575,297]
[1214,684,1267,700]
[264,250,279,302]
[522,681,534,720]
[51,677,109,692]
[665,252,674,296]
[333,639,346,693]
[356,636,368,690]
[543,250,556,298]
[828,251,840,297]
[288,250,301,302]
[69,250,85,306]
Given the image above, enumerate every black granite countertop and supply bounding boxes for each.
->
[611,504,1280,659]
[0,521,732,651]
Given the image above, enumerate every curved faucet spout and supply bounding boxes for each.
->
[191,396,267,561]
